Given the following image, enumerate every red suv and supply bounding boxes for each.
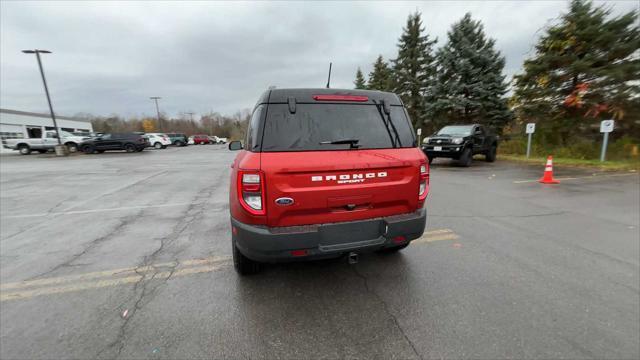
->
[228,89,429,274]
[192,135,211,145]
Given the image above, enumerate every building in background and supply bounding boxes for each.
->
[0,108,93,140]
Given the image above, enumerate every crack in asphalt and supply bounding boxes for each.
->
[27,212,143,281]
[97,178,220,359]
[350,265,422,360]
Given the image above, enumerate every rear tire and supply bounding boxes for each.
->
[82,145,95,154]
[124,144,136,153]
[485,144,497,162]
[154,142,162,149]
[458,147,472,167]
[233,241,261,275]
[18,145,31,155]
[175,141,184,147]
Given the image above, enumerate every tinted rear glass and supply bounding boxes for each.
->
[261,104,414,152]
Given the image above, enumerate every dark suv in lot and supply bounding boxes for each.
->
[81,133,148,154]
[166,133,188,146]
[228,88,429,274]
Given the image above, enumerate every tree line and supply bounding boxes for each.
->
[354,0,639,145]
[88,110,250,140]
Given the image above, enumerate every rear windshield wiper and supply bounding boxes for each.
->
[319,139,361,149]
[373,100,401,148]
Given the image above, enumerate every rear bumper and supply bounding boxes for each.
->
[422,145,464,158]
[231,207,427,262]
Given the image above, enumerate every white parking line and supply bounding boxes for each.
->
[513,172,638,184]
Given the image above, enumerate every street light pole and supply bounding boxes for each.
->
[22,49,62,147]
[150,97,162,131]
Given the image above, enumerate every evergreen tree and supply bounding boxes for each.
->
[354,68,367,89]
[367,55,393,91]
[512,0,639,144]
[430,13,512,133]
[392,12,437,130]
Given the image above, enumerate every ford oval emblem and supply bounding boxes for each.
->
[275,197,294,206]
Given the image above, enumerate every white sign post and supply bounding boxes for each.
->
[416,128,422,147]
[525,123,536,158]
[600,120,614,162]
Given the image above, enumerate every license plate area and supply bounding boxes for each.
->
[434,146,442,151]
[319,220,383,246]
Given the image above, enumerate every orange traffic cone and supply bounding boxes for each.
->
[539,156,560,184]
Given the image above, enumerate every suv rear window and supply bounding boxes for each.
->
[261,104,415,152]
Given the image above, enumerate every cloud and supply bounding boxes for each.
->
[1,0,636,118]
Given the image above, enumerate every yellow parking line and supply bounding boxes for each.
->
[412,229,459,245]
[0,228,459,302]
[1,262,231,302]
[0,256,230,291]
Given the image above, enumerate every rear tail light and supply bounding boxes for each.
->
[238,171,265,215]
[419,162,429,201]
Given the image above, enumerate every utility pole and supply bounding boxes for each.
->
[150,97,162,131]
[22,49,66,156]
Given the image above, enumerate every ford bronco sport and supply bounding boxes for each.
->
[228,88,429,274]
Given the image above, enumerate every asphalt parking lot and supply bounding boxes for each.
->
[1,146,638,359]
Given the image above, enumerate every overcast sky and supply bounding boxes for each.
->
[1,0,637,119]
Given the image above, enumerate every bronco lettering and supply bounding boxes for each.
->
[311,171,387,183]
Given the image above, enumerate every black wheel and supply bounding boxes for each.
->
[485,144,497,162]
[65,142,78,153]
[37,149,47,154]
[18,145,31,155]
[458,147,472,167]
[82,145,96,154]
[154,142,162,149]
[376,243,410,253]
[124,144,136,153]
[233,241,261,275]
[175,141,184,147]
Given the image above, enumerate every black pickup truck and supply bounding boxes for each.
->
[422,124,498,167]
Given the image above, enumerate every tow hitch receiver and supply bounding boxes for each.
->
[348,252,359,264]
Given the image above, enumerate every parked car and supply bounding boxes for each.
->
[3,130,91,154]
[145,133,171,149]
[228,88,428,274]
[80,133,148,154]
[422,124,498,167]
[166,133,188,146]
[191,134,211,145]
[211,136,228,144]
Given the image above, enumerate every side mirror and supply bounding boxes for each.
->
[228,141,243,151]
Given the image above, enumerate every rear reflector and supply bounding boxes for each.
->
[290,250,308,257]
[313,95,368,102]
[393,236,406,244]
